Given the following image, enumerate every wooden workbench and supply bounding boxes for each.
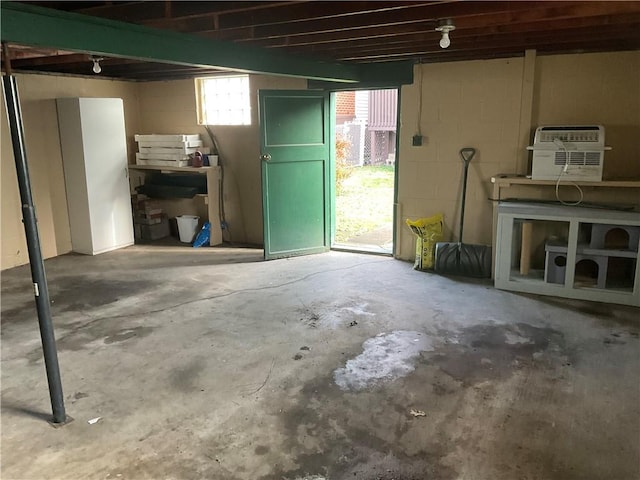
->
[129,165,223,246]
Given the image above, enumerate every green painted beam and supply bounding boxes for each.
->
[1,1,364,83]
[309,60,414,90]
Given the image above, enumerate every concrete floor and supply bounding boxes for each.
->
[1,246,638,480]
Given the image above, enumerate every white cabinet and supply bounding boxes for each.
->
[56,98,134,255]
[495,202,640,306]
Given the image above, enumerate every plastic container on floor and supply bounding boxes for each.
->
[176,215,200,243]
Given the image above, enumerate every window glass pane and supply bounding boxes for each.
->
[197,75,251,125]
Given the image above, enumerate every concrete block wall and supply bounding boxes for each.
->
[533,52,640,178]
[397,57,524,259]
[396,51,640,261]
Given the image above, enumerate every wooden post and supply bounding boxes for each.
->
[206,166,223,245]
[520,221,533,275]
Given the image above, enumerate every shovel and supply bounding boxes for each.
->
[434,148,492,278]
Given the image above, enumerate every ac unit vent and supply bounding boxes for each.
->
[585,152,602,165]
[540,133,600,142]
[570,152,585,165]
[554,151,602,166]
[554,152,567,165]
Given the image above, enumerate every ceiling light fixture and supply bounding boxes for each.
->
[435,19,456,49]
[91,56,103,74]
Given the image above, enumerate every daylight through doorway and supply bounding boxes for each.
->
[333,89,397,255]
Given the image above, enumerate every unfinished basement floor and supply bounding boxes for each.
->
[1,247,639,480]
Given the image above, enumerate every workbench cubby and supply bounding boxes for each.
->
[495,202,640,306]
[128,165,222,246]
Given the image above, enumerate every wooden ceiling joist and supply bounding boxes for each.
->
[3,1,639,81]
[0,1,412,85]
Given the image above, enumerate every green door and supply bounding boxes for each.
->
[260,90,331,260]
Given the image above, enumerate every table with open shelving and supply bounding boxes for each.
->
[495,202,640,306]
[489,175,640,277]
[128,165,222,246]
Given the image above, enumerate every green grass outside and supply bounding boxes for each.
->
[335,165,394,242]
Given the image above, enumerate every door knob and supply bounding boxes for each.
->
[260,153,271,162]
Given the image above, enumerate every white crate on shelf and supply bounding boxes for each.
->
[138,139,203,148]
[134,134,200,142]
[139,146,210,155]
[134,134,213,167]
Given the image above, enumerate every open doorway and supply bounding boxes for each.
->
[332,89,398,255]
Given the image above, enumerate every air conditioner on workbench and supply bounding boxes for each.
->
[527,125,611,182]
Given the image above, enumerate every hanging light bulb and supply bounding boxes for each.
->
[439,32,451,49]
[435,19,456,49]
[91,57,103,74]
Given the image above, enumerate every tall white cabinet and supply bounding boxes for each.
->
[56,98,134,255]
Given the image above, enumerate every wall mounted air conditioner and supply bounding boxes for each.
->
[527,125,611,182]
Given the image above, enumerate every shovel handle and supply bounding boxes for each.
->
[458,147,476,242]
[460,147,476,165]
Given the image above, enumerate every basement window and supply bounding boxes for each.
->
[196,75,251,125]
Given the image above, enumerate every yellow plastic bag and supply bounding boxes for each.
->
[406,214,444,271]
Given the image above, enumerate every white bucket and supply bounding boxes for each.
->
[176,215,199,243]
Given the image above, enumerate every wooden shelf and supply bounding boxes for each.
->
[128,164,222,246]
[129,165,217,174]
[491,175,640,188]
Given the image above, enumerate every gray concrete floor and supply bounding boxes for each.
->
[1,246,638,480]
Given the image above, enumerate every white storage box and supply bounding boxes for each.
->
[138,139,203,148]
[134,134,200,142]
[139,146,210,155]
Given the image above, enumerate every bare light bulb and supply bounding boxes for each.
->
[91,57,103,74]
[439,32,451,49]
[435,19,455,50]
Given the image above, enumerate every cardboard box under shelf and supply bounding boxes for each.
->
[135,210,164,225]
[134,216,170,241]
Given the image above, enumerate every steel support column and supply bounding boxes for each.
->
[2,46,67,425]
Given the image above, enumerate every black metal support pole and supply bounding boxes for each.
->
[2,47,67,424]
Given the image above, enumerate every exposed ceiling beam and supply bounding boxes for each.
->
[204,1,586,41]
[0,1,411,84]
[75,1,304,23]
[240,11,640,50]
[338,34,639,62]
[288,22,639,57]
[8,1,637,81]
[145,1,442,31]
[199,1,640,45]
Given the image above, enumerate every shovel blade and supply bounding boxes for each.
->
[434,242,492,278]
